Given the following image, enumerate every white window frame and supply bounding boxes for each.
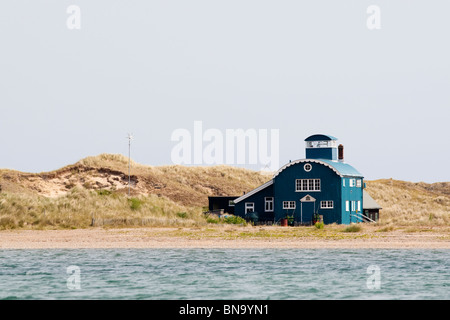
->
[357,200,361,212]
[265,197,274,212]
[228,200,235,207]
[349,179,356,187]
[351,201,356,212]
[304,163,312,172]
[245,202,254,213]
[306,140,337,148]
[356,179,362,188]
[283,201,296,209]
[295,179,321,192]
[320,200,334,209]
[346,201,350,212]
[343,178,346,187]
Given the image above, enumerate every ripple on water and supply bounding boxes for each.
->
[0,249,449,300]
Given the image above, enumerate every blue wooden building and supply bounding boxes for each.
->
[233,134,365,225]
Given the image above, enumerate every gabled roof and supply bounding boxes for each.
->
[273,159,363,178]
[363,190,382,209]
[304,134,338,141]
[233,180,273,204]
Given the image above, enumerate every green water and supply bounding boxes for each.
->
[0,249,448,300]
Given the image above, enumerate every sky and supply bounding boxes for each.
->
[0,0,449,183]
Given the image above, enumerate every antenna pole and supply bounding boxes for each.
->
[127,133,133,197]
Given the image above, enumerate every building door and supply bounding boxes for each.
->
[299,195,316,224]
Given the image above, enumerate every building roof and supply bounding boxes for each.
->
[304,134,338,141]
[273,159,363,178]
[233,180,273,204]
[363,190,382,209]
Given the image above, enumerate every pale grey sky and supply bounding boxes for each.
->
[0,1,449,183]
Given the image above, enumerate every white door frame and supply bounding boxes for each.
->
[300,195,316,224]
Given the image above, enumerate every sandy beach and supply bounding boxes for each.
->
[0,226,449,249]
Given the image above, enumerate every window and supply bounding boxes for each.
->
[349,179,356,187]
[351,201,356,212]
[306,140,337,148]
[245,202,254,213]
[346,201,350,212]
[228,200,235,207]
[304,163,312,172]
[320,201,334,209]
[356,179,362,188]
[296,179,321,192]
[265,197,274,212]
[343,178,346,187]
[357,201,361,212]
[283,201,296,209]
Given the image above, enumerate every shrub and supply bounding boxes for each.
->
[0,216,17,229]
[206,217,219,224]
[177,212,188,219]
[314,222,324,229]
[222,215,246,225]
[343,224,362,232]
[129,198,142,211]
[96,189,112,196]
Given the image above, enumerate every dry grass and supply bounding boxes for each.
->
[0,187,204,230]
[365,179,450,226]
[0,154,449,230]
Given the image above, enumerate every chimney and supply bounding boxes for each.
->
[338,144,344,162]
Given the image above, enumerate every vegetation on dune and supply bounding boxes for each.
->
[0,153,449,230]
[0,187,205,229]
[365,179,450,226]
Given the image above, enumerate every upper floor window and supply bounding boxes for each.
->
[304,163,312,172]
[349,179,356,187]
[356,179,362,188]
[296,179,320,192]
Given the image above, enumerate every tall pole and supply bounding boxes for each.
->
[127,133,133,197]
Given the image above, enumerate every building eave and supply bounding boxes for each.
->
[272,159,364,179]
[233,180,274,204]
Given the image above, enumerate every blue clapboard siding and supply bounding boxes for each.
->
[273,161,341,224]
[230,134,365,225]
[234,183,274,222]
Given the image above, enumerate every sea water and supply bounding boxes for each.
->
[0,249,448,300]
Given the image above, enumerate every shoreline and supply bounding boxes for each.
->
[0,226,449,249]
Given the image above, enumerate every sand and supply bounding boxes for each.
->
[0,226,449,249]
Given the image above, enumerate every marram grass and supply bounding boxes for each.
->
[0,187,206,230]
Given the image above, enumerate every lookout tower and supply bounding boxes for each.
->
[305,134,338,161]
